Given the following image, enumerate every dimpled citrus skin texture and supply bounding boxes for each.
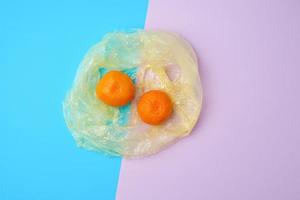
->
[137,90,173,125]
[96,71,135,107]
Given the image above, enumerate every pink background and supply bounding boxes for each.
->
[117,0,300,199]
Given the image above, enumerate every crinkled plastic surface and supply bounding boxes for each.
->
[63,30,203,158]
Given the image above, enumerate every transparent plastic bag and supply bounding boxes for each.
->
[63,30,203,158]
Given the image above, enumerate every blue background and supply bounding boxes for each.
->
[0,0,148,199]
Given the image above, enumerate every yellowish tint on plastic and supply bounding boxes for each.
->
[63,30,202,158]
